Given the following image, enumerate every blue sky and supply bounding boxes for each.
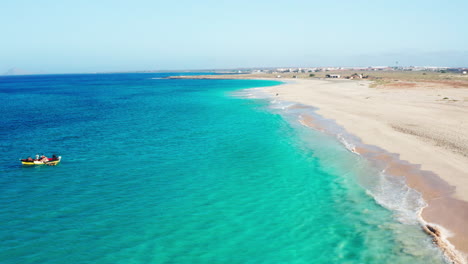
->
[1,0,467,73]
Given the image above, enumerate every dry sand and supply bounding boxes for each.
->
[265,78,468,263]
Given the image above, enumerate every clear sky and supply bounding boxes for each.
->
[1,0,467,73]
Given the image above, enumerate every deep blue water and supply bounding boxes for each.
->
[0,73,445,263]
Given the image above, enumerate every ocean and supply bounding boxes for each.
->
[0,73,446,263]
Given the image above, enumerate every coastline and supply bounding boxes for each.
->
[264,78,468,263]
[173,75,468,263]
[282,103,468,264]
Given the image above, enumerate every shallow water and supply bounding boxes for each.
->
[0,73,445,263]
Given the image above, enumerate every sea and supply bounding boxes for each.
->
[0,73,447,263]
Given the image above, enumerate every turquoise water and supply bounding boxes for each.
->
[0,74,445,263]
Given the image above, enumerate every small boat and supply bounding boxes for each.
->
[21,156,62,166]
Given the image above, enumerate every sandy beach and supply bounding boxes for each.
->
[264,78,468,263]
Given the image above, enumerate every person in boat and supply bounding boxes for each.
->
[52,154,58,160]
[35,154,39,161]
[40,155,49,163]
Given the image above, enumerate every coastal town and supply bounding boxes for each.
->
[233,66,468,79]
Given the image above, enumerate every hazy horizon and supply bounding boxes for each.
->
[2,0,467,74]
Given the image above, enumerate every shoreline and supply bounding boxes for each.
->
[262,78,468,263]
[175,75,468,263]
[171,75,468,262]
[292,107,467,264]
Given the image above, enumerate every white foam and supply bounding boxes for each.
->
[269,102,295,110]
[231,88,268,99]
[365,169,427,225]
[337,133,358,154]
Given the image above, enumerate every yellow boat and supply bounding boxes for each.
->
[21,156,61,166]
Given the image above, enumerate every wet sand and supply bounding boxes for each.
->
[265,79,468,263]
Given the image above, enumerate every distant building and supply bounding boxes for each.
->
[326,74,341,78]
[348,73,363,79]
